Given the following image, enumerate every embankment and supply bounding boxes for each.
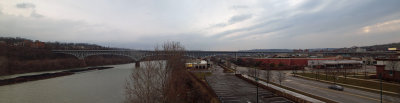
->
[0,67,113,86]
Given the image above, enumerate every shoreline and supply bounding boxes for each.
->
[0,66,113,86]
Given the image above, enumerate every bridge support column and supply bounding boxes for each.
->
[235,53,238,61]
[79,59,87,66]
[135,61,140,67]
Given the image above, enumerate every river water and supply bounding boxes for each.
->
[0,63,135,103]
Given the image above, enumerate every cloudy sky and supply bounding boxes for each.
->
[1,0,400,50]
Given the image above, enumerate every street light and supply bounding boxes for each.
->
[254,67,259,103]
[380,72,383,103]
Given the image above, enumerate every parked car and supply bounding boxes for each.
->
[328,85,344,91]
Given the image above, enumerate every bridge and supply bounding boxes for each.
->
[52,50,395,67]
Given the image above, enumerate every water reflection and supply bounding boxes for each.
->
[0,63,134,103]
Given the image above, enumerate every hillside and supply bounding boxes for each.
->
[0,37,133,76]
[362,42,400,51]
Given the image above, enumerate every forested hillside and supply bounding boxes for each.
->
[0,37,133,76]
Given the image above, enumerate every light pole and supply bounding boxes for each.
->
[364,63,367,78]
[380,72,383,103]
[255,67,258,103]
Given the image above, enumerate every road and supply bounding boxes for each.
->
[205,65,293,103]
[234,66,400,103]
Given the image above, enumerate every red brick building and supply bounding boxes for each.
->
[375,58,400,81]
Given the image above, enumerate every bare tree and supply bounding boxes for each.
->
[125,60,162,103]
[364,63,367,79]
[333,68,339,84]
[277,70,286,85]
[248,67,255,77]
[264,68,272,86]
[126,41,188,103]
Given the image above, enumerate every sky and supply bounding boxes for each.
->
[0,0,400,51]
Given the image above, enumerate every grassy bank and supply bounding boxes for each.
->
[295,73,400,94]
[188,72,220,103]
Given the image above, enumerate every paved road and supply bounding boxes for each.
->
[235,66,400,103]
[206,65,293,103]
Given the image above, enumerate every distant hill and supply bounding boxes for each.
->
[361,42,400,51]
[0,37,128,50]
[0,37,133,76]
[242,42,400,52]
[240,49,293,52]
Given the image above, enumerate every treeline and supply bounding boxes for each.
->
[0,37,127,50]
[0,37,134,76]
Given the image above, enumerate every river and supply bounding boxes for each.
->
[0,63,135,103]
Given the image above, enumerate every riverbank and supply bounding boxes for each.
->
[0,66,113,86]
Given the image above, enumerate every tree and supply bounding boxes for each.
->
[292,65,300,77]
[126,41,188,103]
[277,70,286,85]
[269,63,276,69]
[246,58,256,67]
[364,63,367,79]
[236,58,244,66]
[125,60,161,103]
[255,61,262,67]
[278,62,285,68]
[333,68,339,84]
[264,66,272,85]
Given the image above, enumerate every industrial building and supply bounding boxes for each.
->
[253,58,337,67]
[308,60,363,69]
[185,59,209,69]
[375,49,400,81]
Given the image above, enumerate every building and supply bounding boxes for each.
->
[186,59,208,69]
[30,40,45,48]
[362,57,377,65]
[375,58,400,81]
[355,47,367,52]
[375,49,400,81]
[252,58,337,67]
[308,60,362,69]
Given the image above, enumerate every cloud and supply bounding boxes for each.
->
[30,10,43,18]
[229,14,252,24]
[213,14,253,27]
[361,19,400,33]
[230,5,248,9]
[16,3,35,9]
[0,11,134,44]
[212,18,282,38]
[2,0,400,50]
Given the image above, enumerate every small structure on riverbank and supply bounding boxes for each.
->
[186,59,209,69]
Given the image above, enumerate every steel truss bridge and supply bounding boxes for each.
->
[52,50,395,62]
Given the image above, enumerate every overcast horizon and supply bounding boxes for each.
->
[1,0,400,50]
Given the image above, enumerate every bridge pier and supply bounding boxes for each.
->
[135,61,140,67]
[80,59,87,66]
[235,53,237,61]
